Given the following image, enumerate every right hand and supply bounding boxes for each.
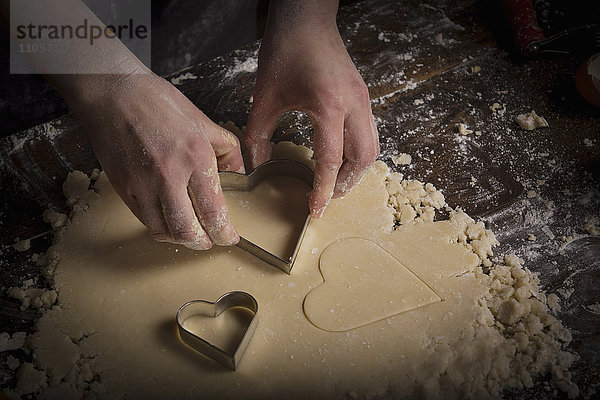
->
[74,72,244,250]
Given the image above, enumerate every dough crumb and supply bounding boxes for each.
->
[42,209,67,230]
[586,303,600,313]
[527,234,536,241]
[386,173,446,226]
[471,65,481,73]
[458,123,473,136]
[170,72,198,86]
[377,32,390,42]
[527,190,537,198]
[490,102,507,118]
[8,283,57,311]
[12,362,48,397]
[516,110,549,130]
[0,332,27,352]
[13,239,31,252]
[583,221,600,236]
[391,153,412,166]
[6,355,20,370]
[487,255,579,398]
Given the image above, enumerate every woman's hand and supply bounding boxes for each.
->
[245,0,379,218]
[74,72,244,250]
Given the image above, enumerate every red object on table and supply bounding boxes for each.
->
[501,0,546,55]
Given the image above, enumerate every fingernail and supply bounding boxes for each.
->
[311,206,326,219]
[182,241,212,251]
[228,231,240,246]
[153,234,171,243]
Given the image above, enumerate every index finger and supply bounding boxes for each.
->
[188,156,239,246]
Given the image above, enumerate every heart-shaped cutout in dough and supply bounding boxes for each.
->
[177,291,258,370]
[220,160,313,274]
[303,237,442,332]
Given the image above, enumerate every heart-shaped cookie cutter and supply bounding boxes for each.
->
[177,291,258,370]
[219,159,314,274]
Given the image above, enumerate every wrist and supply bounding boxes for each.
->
[265,0,339,40]
[49,57,151,113]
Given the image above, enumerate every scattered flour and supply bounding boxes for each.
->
[224,57,258,79]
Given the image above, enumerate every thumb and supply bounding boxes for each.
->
[207,123,245,173]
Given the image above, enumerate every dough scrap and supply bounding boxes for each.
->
[5,143,578,400]
[391,153,412,166]
[516,110,549,131]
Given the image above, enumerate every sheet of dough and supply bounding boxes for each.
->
[21,154,577,399]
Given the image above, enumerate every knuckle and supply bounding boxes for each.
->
[198,207,227,227]
[319,92,345,112]
[150,231,170,241]
[318,158,343,172]
[153,166,173,185]
[355,150,377,167]
[352,80,370,99]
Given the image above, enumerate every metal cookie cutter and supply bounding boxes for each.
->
[177,291,258,370]
[219,159,314,274]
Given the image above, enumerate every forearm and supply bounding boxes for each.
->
[5,0,149,110]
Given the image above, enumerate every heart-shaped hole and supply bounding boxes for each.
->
[224,175,310,261]
[181,306,255,355]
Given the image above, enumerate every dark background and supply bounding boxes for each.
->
[1,0,598,139]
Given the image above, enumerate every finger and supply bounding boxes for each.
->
[333,105,379,199]
[178,94,245,174]
[188,158,239,246]
[245,94,280,169]
[207,123,246,173]
[159,181,213,250]
[308,110,345,218]
[135,192,172,243]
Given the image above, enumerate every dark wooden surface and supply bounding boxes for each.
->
[0,0,599,397]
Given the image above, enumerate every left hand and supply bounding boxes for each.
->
[245,0,379,218]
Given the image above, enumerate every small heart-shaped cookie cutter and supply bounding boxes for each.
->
[177,291,258,370]
[219,159,314,274]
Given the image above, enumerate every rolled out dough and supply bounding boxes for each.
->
[8,143,578,400]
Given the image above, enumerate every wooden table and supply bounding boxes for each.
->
[1,0,598,396]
